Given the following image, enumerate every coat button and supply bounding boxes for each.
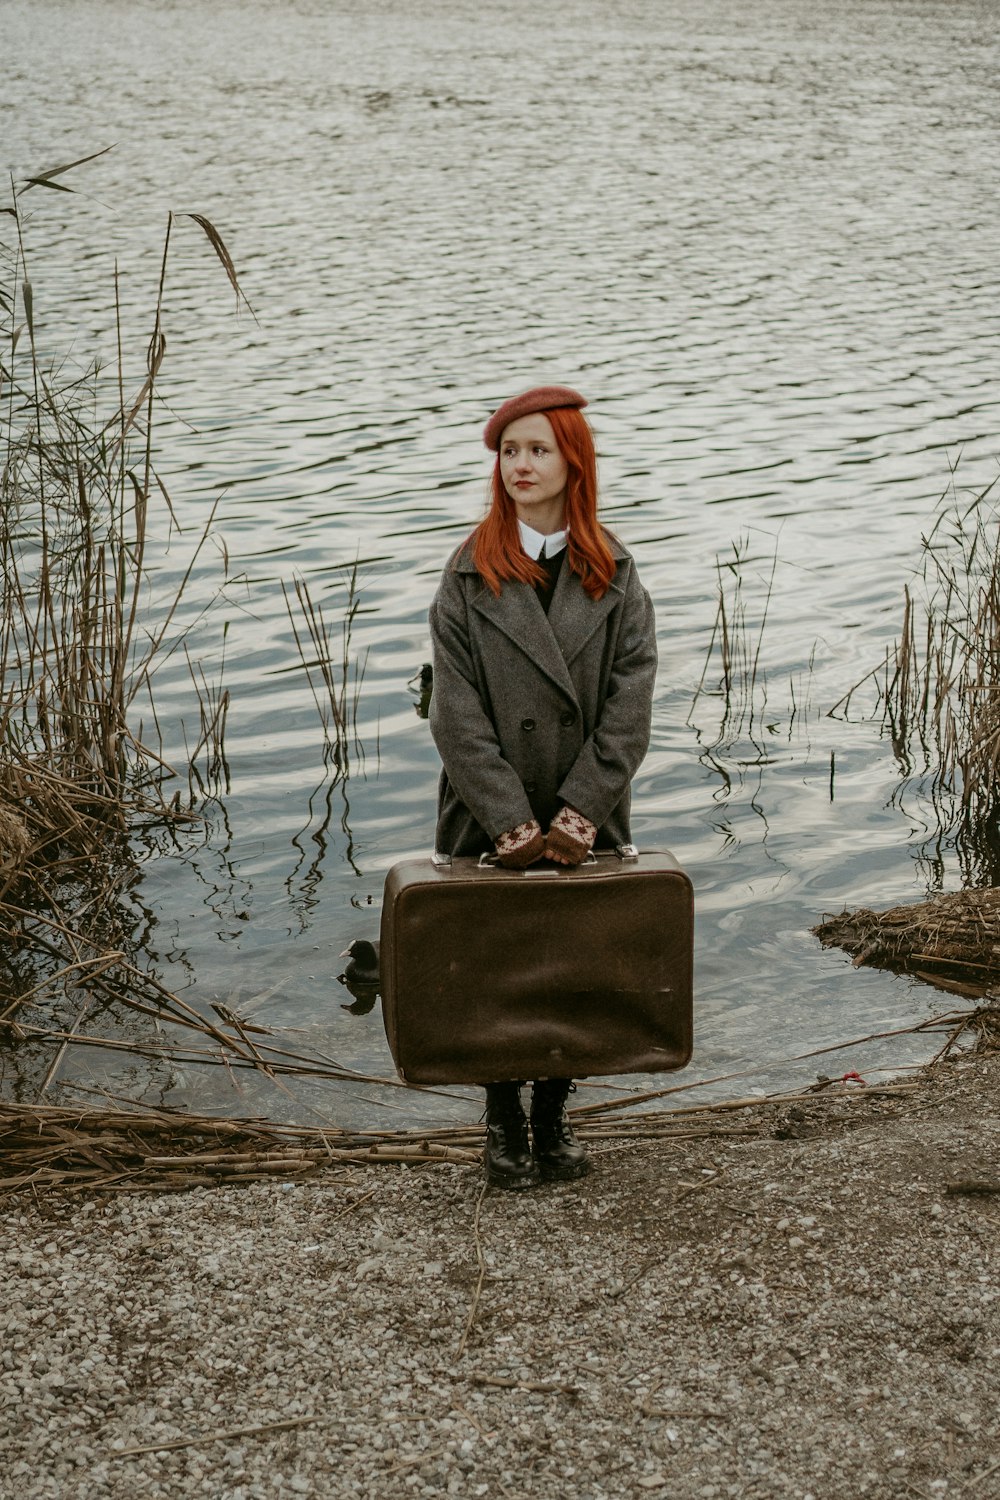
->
[521,717,536,731]
[524,781,537,794]
[559,710,575,726]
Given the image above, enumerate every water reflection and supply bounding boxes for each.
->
[287,768,361,925]
[336,939,381,1016]
[407,663,434,721]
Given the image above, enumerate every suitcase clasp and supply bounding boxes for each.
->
[615,844,639,861]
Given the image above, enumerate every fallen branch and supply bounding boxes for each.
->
[111,1413,324,1458]
[465,1373,580,1398]
[675,1169,726,1203]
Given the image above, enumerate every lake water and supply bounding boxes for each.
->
[3,0,999,1126]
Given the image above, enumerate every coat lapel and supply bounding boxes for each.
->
[462,535,631,700]
[547,556,626,668]
[471,579,580,705]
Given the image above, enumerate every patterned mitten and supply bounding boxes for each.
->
[544,805,597,866]
[495,819,546,869]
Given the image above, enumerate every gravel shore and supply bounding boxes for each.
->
[2,1050,998,1500]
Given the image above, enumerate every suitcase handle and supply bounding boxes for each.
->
[436,847,639,871]
[472,848,638,869]
[477,851,602,871]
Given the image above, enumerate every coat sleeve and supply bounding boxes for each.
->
[428,567,536,841]
[556,564,657,830]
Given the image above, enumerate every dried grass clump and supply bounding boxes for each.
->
[0,801,31,871]
[814,888,1000,994]
[816,477,1000,990]
[0,1101,482,1194]
[0,153,380,1115]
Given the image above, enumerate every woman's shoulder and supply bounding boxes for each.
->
[600,528,643,580]
[602,527,632,563]
[446,533,480,573]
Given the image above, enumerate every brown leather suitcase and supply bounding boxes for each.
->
[379,848,693,1085]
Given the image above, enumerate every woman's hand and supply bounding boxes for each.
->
[544,806,597,866]
[495,819,545,869]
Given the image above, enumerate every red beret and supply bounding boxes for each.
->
[483,385,588,450]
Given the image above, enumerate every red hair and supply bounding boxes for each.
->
[471,406,616,599]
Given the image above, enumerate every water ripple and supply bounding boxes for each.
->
[5,0,1000,1120]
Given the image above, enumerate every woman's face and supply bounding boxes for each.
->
[499,412,569,526]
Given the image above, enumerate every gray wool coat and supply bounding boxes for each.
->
[428,534,657,858]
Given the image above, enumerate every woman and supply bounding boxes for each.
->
[428,385,657,1189]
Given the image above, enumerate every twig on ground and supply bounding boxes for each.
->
[384,1447,447,1477]
[466,1373,581,1397]
[110,1413,323,1457]
[455,1180,487,1361]
[675,1168,726,1203]
[640,1402,725,1420]
[608,1259,663,1300]
[964,1454,1000,1491]
[450,1402,494,1442]
[327,1187,380,1221]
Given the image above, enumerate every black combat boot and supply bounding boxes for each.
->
[483,1082,541,1190]
[530,1078,590,1180]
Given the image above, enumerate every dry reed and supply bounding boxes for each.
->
[0,153,246,1061]
[2,1014,983,1195]
[282,562,368,771]
[2,155,378,1116]
[691,534,779,749]
[688,533,813,776]
[831,475,1000,877]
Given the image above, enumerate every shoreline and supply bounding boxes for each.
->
[3,1045,998,1497]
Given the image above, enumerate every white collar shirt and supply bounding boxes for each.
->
[518,519,568,560]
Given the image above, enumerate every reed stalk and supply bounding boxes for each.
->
[0,153,246,1054]
[832,475,1000,878]
[282,562,368,772]
[689,533,792,779]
